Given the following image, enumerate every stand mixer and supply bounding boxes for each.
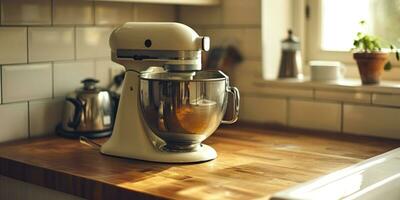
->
[100,22,240,163]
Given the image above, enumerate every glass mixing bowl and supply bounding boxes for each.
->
[140,70,239,152]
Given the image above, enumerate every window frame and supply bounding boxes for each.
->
[306,0,354,64]
[305,0,399,67]
[304,0,400,80]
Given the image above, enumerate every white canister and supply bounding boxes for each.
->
[309,61,345,81]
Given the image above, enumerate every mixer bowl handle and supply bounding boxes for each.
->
[221,86,240,124]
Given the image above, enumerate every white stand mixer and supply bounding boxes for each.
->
[100,22,239,163]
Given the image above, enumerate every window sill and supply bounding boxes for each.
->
[254,78,400,95]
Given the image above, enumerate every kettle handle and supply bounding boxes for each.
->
[66,97,83,129]
[221,86,240,124]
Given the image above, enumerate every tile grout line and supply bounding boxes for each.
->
[92,1,96,25]
[50,0,54,26]
[26,26,29,63]
[370,93,373,104]
[187,25,262,29]
[174,5,180,22]
[74,26,77,61]
[0,66,2,104]
[131,3,136,21]
[51,62,55,98]
[27,101,30,138]
[240,90,400,106]
[312,88,316,100]
[286,97,290,126]
[340,102,344,133]
[94,59,97,79]
[220,0,225,25]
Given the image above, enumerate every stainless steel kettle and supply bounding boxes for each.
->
[56,78,117,138]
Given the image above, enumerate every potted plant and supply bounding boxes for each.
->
[352,21,399,85]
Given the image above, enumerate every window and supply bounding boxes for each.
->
[306,0,400,80]
[320,0,400,52]
[321,0,369,51]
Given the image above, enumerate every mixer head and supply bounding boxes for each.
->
[109,22,210,72]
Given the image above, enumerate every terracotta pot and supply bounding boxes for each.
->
[353,52,389,85]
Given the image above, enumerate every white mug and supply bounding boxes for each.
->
[309,61,345,81]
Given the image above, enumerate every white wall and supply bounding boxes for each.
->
[262,0,294,80]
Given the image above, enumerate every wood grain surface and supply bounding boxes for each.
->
[0,124,399,200]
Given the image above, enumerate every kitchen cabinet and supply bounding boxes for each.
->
[0,176,83,200]
[0,124,398,199]
[94,0,219,6]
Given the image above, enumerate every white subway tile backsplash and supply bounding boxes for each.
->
[343,104,400,139]
[0,70,1,104]
[179,5,222,25]
[53,0,94,25]
[222,0,261,25]
[235,60,262,75]
[76,27,114,59]
[2,63,52,103]
[233,60,262,94]
[315,90,371,103]
[0,0,399,143]
[95,59,125,88]
[372,93,400,107]
[289,100,341,132]
[28,27,74,62]
[0,27,27,65]
[240,96,287,125]
[0,102,28,142]
[134,4,176,22]
[53,60,95,97]
[260,87,313,98]
[1,0,51,25]
[95,59,112,87]
[192,27,204,36]
[29,98,63,137]
[243,28,261,59]
[202,28,244,49]
[94,2,132,25]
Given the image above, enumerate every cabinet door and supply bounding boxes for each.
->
[0,175,84,200]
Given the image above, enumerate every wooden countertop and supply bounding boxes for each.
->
[0,125,399,200]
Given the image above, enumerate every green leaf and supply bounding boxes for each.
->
[384,62,392,71]
[353,40,359,48]
[371,40,381,51]
[352,20,386,52]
